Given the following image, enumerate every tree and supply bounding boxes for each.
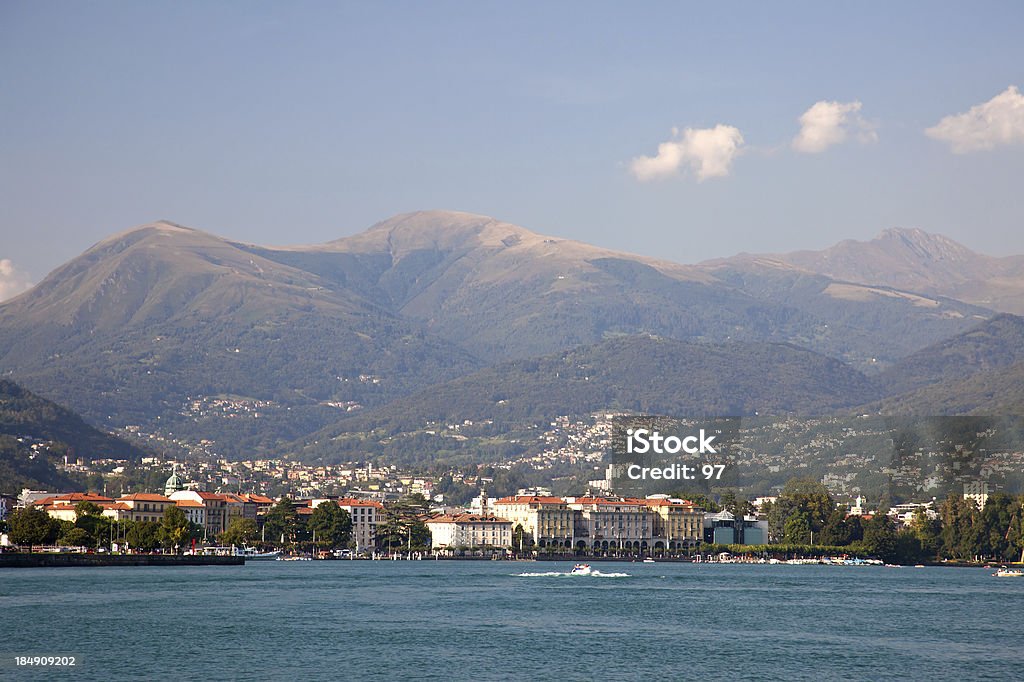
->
[718,490,753,519]
[74,500,103,518]
[677,492,719,513]
[263,497,298,547]
[220,517,259,547]
[73,501,111,549]
[939,494,981,561]
[862,515,898,563]
[59,527,92,548]
[783,511,811,545]
[909,508,940,559]
[126,520,161,552]
[767,478,836,544]
[376,498,431,552]
[160,505,195,552]
[9,506,58,552]
[307,501,353,550]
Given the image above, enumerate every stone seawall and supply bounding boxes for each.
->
[0,553,245,568]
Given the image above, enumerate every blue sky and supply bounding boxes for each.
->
[1,1,1022,296]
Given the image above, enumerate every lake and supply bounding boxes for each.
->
[2,560,1022,680]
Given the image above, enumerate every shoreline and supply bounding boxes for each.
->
[0,553,245,568]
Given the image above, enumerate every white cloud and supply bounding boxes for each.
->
[925,86,1024,153]
[0,259,33,302]
[630,124,744,181]
[792,100,877,153]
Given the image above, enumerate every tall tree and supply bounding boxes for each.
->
[263,497,299,547]
[862,515,898,562]
[220,517,259,547]
[160,505,195,552]
[307,501,353,550]
[126,520,161,552]
[9,506,58,552]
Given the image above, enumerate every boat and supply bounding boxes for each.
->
[570,563,592,575]
[236,547,281,561]
[276,555,313,561]
[642,557,656,563]
[993,567,1024,577]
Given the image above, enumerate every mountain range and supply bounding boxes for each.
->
[1,210,1021,463]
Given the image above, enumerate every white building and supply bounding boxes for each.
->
[175,499,207,528]
[336,498,384,551]
[425,514,512,550]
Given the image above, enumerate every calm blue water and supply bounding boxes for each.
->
[2,560,1022,681]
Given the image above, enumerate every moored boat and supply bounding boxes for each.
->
[992,567,1024,577]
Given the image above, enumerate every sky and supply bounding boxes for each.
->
[2,1,1023,298]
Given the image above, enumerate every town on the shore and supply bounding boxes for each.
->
[3,460,1023,566]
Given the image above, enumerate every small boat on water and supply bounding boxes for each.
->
[993,567,1024,577]
[570,563,592,575]
[237,547,281,561]
[642,557,656,563]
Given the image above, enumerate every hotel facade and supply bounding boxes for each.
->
[491,495,704,553]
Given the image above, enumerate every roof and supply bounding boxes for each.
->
[336,497,384,508]
[175,500,206,508]
[35,492,113,506]
[492,495,564,505]
[100,502,132,511]
[427,513,512,525]
[119,493,173,502]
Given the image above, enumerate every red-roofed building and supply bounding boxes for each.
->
[169,491,229,536]
[174,499,207,527]
[117,493,175,523]
[492,495,574,550]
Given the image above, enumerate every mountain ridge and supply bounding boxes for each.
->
[708,227,1024,314]
[0,212,1020,461]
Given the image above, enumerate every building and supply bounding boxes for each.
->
[492,494,705,554]
[887,501,937,528]
[0,494,16,520]
[117,493,176,523]
[492,496,575,550]
[426,513,513,550]
[568,496,650,554]
[175,499,207,528]
[642,497,704,552]
[170,491,229,537]
[566,496,703,554]
[164,468,186,497]
[963,482,989,509]
[18,489,52,508]
[33,493,114,522]
[703,510,768,545]
[336,498,384,551]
